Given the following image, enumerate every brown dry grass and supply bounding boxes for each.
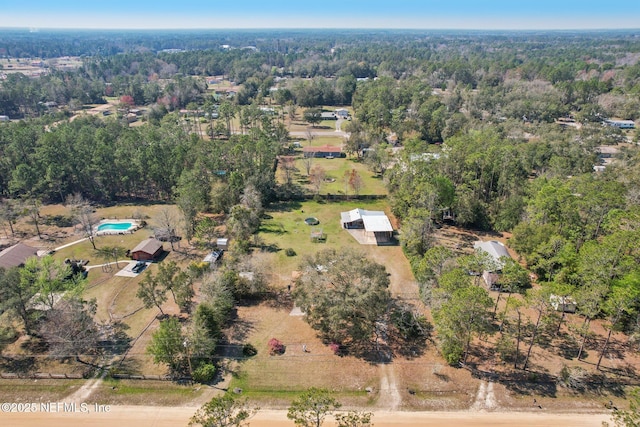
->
[226,303,379,407]
[0,379,85,403]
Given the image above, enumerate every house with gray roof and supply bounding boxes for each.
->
[0,242,39,269]
[473,240,512,288]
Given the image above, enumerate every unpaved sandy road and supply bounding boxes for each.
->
[0,406,610,427]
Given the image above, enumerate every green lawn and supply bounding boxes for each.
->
[258,199,392,277]
[89,378,205,406]
[294,157,386,196]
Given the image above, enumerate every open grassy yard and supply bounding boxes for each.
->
[258,199,395,280]
[4,203,195,377]
[292,157,387,196]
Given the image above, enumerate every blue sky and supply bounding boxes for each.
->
[1,0,639,30]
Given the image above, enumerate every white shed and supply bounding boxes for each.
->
[216,238,229,250]
[550,294,577,313]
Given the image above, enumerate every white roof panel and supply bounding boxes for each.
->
[362,215,393,232]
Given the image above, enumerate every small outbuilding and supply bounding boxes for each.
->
[550,294,577,313]
[130,238,164,261]
[0,242,39,269]
[335,108,349,119]
[216,238,229,250]
[203,249,223,267]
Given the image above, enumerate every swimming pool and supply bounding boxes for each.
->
[98,222,133,232]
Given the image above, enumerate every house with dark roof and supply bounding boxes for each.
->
[335,108,349,119]
[0,242,39,269]
[130,238,164,261]
[302,145,342,158]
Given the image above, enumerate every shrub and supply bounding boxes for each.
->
[328,343,340,355]
[285,248,297,257]
[495,334,516,363]
[192,363,217,383]
[0,326,18,351]
[440,338,464,366]
[242,343,258,357]
[268,338,285,355]
[558,365,588,390]
[188,261,211,278]
[43,215,74,227]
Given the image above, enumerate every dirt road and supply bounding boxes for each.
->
[0,406,610,427]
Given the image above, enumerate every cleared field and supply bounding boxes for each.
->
[0,379,85,403]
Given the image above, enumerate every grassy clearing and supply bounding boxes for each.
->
[303,135,344,147]
[258,199,392,278]
[89,378,205,406]
[293,156,386,196]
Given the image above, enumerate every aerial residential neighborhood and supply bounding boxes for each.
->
[1,3,640,427]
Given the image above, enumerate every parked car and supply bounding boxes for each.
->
[132,261,146,273]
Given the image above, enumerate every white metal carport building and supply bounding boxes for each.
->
[341,208,393,244]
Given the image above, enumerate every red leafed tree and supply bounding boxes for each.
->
[120,95,135,107]
[348,169,363,196]
[268,338,285,355]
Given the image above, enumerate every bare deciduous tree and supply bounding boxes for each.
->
[67,193,99,249]
[39,298,100,364]
[309,165,326,195]
[153,207,180,250]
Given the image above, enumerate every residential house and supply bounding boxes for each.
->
[302,145,342,158]
[0,242,39,269]
[604,119,635,129]
[473,240,512,288]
